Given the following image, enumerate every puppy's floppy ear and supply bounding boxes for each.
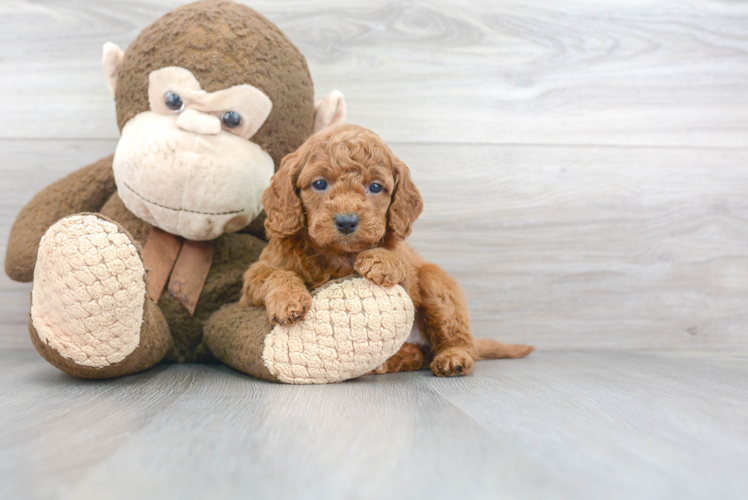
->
[387,157,423,241]
[263,148,307,238]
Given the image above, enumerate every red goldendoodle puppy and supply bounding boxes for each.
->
[241,124,533,376]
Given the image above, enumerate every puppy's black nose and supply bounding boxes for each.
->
[335,214,359,235]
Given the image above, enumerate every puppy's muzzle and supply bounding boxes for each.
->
[335,214,359,235]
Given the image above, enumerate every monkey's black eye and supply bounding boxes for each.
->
[312,179,328,191]
[368,183,384,194]
[164,92,183,111]
[222,111,242,128]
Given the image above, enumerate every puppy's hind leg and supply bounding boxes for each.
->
[417,263,477,377]
[370,343,425,374]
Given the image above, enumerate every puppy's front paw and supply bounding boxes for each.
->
[265,288,312,325]
[430,348,475,377]
[355,249,407,288]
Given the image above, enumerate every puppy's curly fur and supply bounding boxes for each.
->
[242,124,533,376]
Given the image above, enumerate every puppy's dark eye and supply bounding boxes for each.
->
[222,111,242,128]
[368,183,384,194]
[164,92,183,111]
[312,179,328,191]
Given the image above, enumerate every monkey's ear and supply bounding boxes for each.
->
[313,90,346,133]
[102,42,125,96]
[263,149,307,238]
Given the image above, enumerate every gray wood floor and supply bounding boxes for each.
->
[1,1,747,498]
[1,349,747,500]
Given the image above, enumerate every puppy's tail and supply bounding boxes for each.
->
[474,338,535,361]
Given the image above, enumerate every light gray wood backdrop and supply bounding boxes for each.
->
[2,0,748,350]
[2,3,748,499]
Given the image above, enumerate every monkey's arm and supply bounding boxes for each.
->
[5,155,117,282]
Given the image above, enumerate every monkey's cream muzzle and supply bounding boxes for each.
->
[112,67,275,241]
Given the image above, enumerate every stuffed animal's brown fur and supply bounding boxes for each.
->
[242,124,534,376]
[6,0,314,377]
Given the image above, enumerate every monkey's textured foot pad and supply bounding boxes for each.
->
[262,278,415,384]
[31,214,146,368]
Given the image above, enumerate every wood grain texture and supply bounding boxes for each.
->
[0,0,747,146]
[0,349,745,499]
[2,2,747,498]
[3,139,747,349]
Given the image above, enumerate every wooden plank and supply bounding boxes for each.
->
[427,350,748,500]
[0,0,747,146]
[0,350,745,499]
[2,139,747,350]
[401,143,748,350]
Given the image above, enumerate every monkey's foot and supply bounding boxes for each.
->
[29,214,169,378]
[205,277,415,384]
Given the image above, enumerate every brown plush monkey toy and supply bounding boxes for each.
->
[4,0,415,383]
